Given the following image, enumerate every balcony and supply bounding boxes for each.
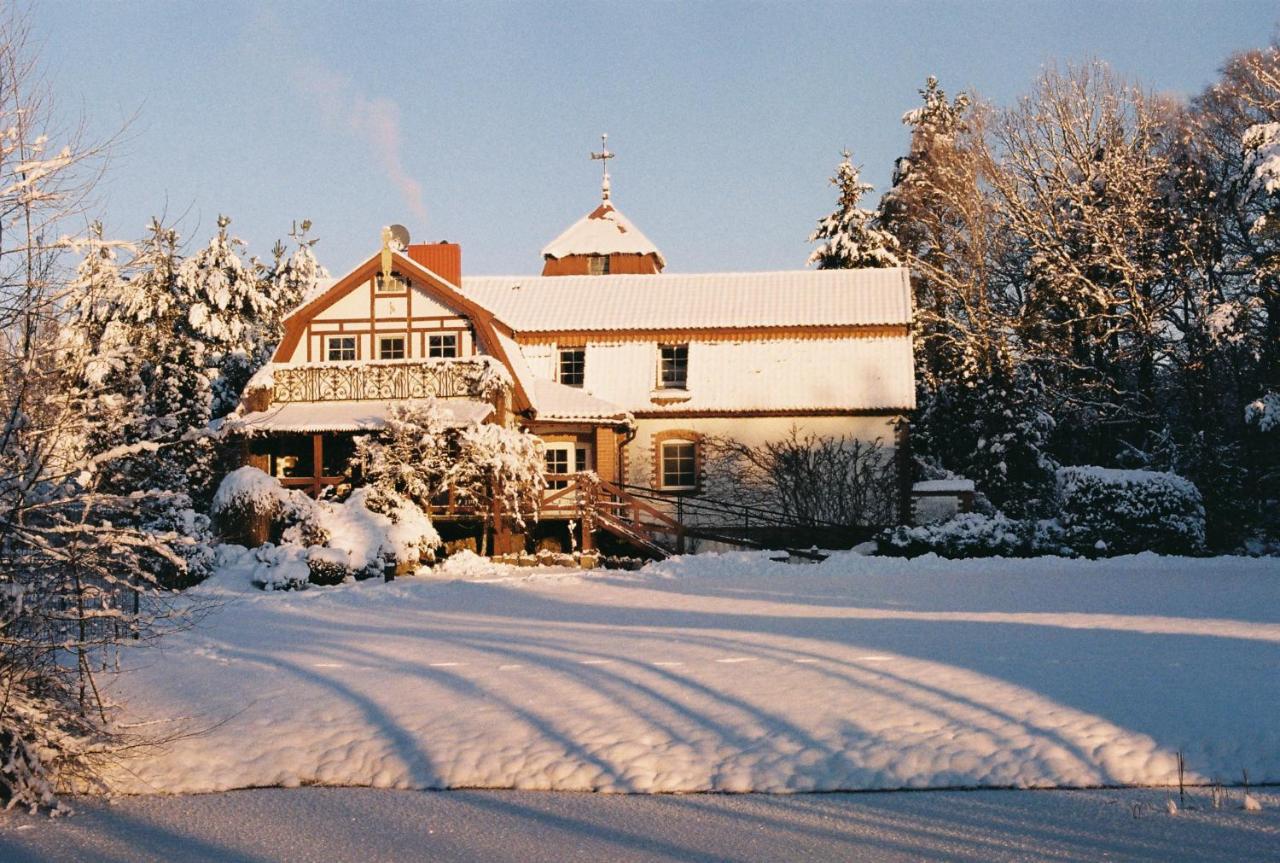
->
[270,358,509,404]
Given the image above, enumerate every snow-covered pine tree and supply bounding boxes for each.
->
[807,151,900,269]
[270,220,327,320]
[175,215,278,420]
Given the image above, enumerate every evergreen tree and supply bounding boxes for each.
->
[175,215,277,420]
[807,151,900,269]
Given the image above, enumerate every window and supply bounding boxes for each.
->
[327,336,356,361]
[558,348,585,387]
[545,446,570,490]
[544,443,591,489]
[428,334,458,358]
[378,336,406,360]
[375,271,408,292]
[658,344,688,389]
[660,440,697,490]
[587,254,610,275]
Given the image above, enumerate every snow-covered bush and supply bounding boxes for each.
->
[1055,466,1206,555]
[210,466,314,546]
[878,512,1028,558]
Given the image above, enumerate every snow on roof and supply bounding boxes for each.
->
[540,202,666,267]
[913,479,976,494]
[227,399,493,433]
[494,330,630,423]
[462,268,912,332]
[531,378,631,423]
[299,277,337,307]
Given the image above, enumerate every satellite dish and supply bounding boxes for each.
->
[388,224,411,249]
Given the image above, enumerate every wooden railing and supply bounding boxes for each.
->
[272,359,501,403]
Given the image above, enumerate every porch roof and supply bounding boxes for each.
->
[227,398,493,434]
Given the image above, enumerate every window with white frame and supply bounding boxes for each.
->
[544,442,591,489]
[660,440,697,490]
[428,333,458,358]
[658,344,688,389]
[558,348,585,387]
[327,336,356,361]
[587,254,610,275]
[378,336,405,360]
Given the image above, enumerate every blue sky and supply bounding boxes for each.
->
[37,1,1279,277]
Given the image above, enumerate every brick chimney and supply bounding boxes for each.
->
[406,242,462,287]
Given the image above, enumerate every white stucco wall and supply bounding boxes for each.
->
[625,414,900,489]
[525,335,914,414]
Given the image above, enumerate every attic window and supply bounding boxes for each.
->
[587,254,610,276]
[376,271,408,293]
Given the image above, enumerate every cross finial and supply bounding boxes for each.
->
[590,133,614,201]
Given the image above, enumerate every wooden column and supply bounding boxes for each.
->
[311,434,324,497]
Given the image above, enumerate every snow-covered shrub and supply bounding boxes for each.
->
[251,545,310,591]
[305,547,353,586]
[282,487,440,576]
[878,512,1028,558]
[1055,466,1206,555]
[210,466,315,546]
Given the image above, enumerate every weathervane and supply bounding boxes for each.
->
[590,133,614,201]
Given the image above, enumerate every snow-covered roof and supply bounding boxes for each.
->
[228,399,492,433]
[913,480,975,494]
[494,330,630,423]
[540,202,666,267]
[462,268,912,333]
[531,378,631,423]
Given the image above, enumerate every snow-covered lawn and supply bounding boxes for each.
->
[106,551,1280,795]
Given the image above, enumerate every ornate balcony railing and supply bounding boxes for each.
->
[271,359,508,403]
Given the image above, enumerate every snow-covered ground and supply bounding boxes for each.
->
[4,787,1278,863]
[105,550,1280,795]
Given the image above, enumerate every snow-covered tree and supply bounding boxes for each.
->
[0,19,198,811]
[352,400,455,509]
[807,151,900,269]
[175,215,277,420]
[268,220,327,329]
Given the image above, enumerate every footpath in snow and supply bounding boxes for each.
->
[105,550,1280,795]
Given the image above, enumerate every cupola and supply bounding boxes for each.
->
[540,135,665,276]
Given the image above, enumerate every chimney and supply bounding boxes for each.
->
[406,242,462,287]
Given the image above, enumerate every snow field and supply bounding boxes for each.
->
[105,551,1280,795]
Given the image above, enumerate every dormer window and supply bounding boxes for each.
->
[587,254,610,276]
[559,348,585,387]
[658,344,688,389]
[376,271,408,293]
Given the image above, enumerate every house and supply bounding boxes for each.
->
[232,178,915,555]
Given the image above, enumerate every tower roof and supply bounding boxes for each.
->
[540,201,666,267]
